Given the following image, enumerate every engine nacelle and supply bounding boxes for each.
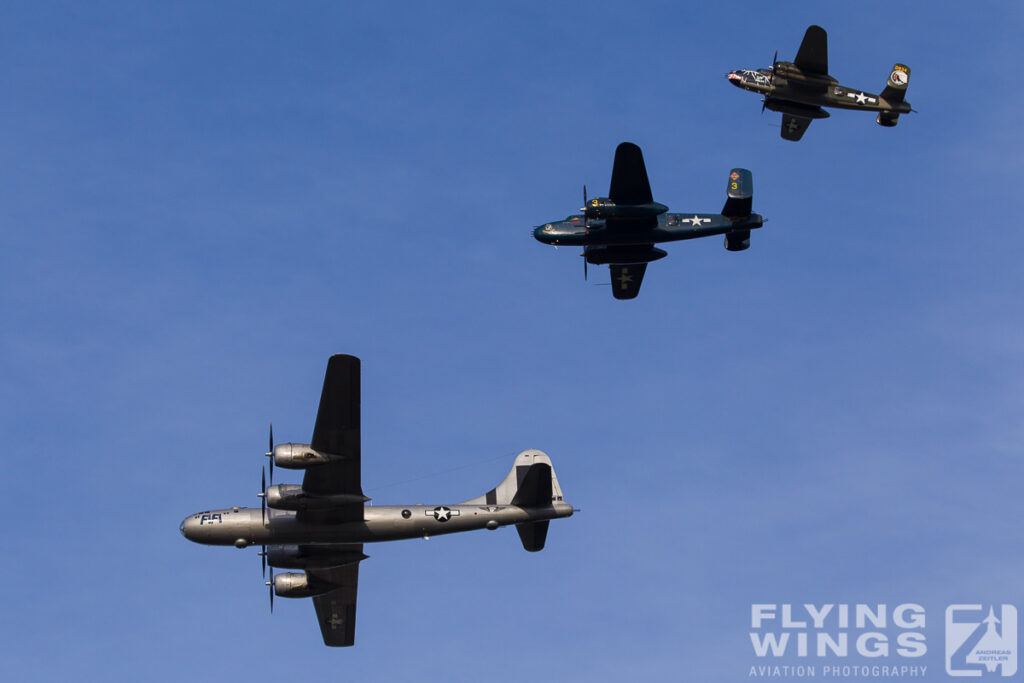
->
[724,230,751,252]
[272,443,339,469]
[584,245,667,265]
[763,99,831,119]
[273,572,333,599]
[266,484,370,511]
[268,544,369,569]
[583,197,613,218]
[583,197,669,220]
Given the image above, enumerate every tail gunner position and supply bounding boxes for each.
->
[180,354,573,647]
[727,25,912,141]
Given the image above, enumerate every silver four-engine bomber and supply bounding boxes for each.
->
[180,354,574,647]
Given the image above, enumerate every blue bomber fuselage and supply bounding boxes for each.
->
[533,211,764,247]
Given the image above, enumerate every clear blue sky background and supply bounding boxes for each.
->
[3,2,1022,680]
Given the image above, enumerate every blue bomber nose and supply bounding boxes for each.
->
[534,223,556,244]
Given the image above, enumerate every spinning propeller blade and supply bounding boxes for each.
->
[259,467,266,525]
[265,423,274,485]
[265,569,274,614]
[582,184,589,280]
[763,50,778,114]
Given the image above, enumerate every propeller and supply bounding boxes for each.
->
[258,425,275,577]
[265,423,274,485]
[258,466,267,525]
[265,568,275,614]
[581,184,589,280]
[762,50,778,114]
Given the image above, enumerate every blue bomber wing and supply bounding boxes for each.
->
[609,263,647,300]
[609,142,654,205]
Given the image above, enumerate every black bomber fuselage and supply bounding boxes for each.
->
[727,63,912,116]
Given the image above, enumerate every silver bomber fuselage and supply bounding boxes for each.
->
[180,502,574,547]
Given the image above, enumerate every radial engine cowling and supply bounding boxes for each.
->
[273,442,336,469]
[273,571,333,599]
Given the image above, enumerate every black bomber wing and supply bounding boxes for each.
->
[608,142,654,205]
[794,25,828,76]
[300,354,364,523]
[310,559,361,647]
[781,114,813,141]
[609,263,647,300]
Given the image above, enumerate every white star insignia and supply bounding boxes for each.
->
[846,91,875,105]
[684,215,710,227]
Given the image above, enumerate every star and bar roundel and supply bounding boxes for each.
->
[426,506,461,523]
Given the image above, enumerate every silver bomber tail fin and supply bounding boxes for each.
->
[459,450,565,508]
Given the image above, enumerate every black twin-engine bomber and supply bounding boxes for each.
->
[727,24,912,140]
[533,142,763,300]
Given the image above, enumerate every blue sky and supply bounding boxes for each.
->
[3,2,1023,680]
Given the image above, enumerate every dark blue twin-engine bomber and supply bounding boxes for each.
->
[533,142,763,299]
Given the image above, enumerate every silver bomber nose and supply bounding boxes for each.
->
[180,515,196,541]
